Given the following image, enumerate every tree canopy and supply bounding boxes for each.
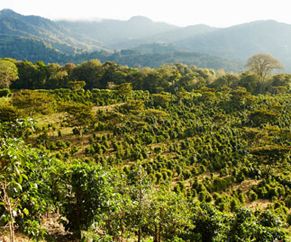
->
[0,59,18,88]
[246,54,283,82]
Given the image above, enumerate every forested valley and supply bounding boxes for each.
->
[0,56,290,241]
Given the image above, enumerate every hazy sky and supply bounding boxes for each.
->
[1,0,290,27]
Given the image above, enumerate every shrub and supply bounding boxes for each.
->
[60,163,113,238]
[248,190,258,201]
[0,105,19,122]
[0,88,12,97]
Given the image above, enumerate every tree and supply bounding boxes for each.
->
[71,60,102,89]
[268,74,291,94]
[0,139,60,240]
[211,74,239,90]
[100,61,130,88]
[246,54,283,82]
[238,73,260,93]
[0,59,18,88]
[126,166,152,242]
[45,63,69,89]
[192,203,230,242]
[60,163,113,238]
[228,209,285,242]
[147,189,192,242]
[115,82,133,100]
[63,103,94,138]
[12,90,55,115]
[67,80,86,90]
[14,61,38,89]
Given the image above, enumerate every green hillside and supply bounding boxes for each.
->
[0,9,105,54]
[73,44,243,71]
[0,59,290,241]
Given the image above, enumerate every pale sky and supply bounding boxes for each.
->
[1,0,291,27]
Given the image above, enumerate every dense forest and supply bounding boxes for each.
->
[0,55,290,241]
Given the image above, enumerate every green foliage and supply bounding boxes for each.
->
[248,109,278,127]
[62,102,94,137]
[146,188,193,241]
[229,208,285,242]
[67,80,86,90]
[0,117,35,139]
[60,162,113,237]
[191,203,230,242]
[246,54,283,82]
[268,74,291,94]
[0,60,290,240]
[12,90,56,115]
[5,59,288,96]
[71,60,102,89]
[211,74,239,90]
[0,88,11,97]
[0,138,61,239]
[0,59,18,88]
[0,104,19,122]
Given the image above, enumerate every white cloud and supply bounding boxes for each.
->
[0,0,290,27]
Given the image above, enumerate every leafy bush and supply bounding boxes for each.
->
[0,88,12,97]
[60,162,113,238]
[0,138,61,239]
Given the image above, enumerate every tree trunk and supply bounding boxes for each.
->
[154,224,158,242]
[75,189,82,239]
[120,218,124,242]
[7,196,15,242]
[158,223,161,242]
[137,228,141,242]
[1,183,15,242]
[9,220,15,242]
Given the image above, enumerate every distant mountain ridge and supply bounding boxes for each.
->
[0,9,105,53]
[57,15,178,47]
[72,43,242,71]
[1,9,291,71]
[110,24,217,49]
[175,20,291,65]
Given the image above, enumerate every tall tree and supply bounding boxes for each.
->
[71,60,102,89]
[0,59,18,88]
[14,61,38,89]
[246,54,283,82]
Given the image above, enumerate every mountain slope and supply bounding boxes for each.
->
[58,16,178,48]
[1,9,291,71]
[0,9,105,54]
[73,43,243,71]
[0,10,238,69]
[0,35,68,63]
[175,20,291,69]
[110,24,217,49]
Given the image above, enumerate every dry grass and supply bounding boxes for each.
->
[92,103,124,113]
[245,199,272,210]
[34,112,65,128]
[0,230,30,242]
[229,179,261,193]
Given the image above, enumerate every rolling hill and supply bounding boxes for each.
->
[0,9,105,54]
[58,16,178,48]
[174,20,291,70]
[1,9,291,70]
[109,24,217,49]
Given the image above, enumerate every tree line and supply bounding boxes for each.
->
[0,54,290,94]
